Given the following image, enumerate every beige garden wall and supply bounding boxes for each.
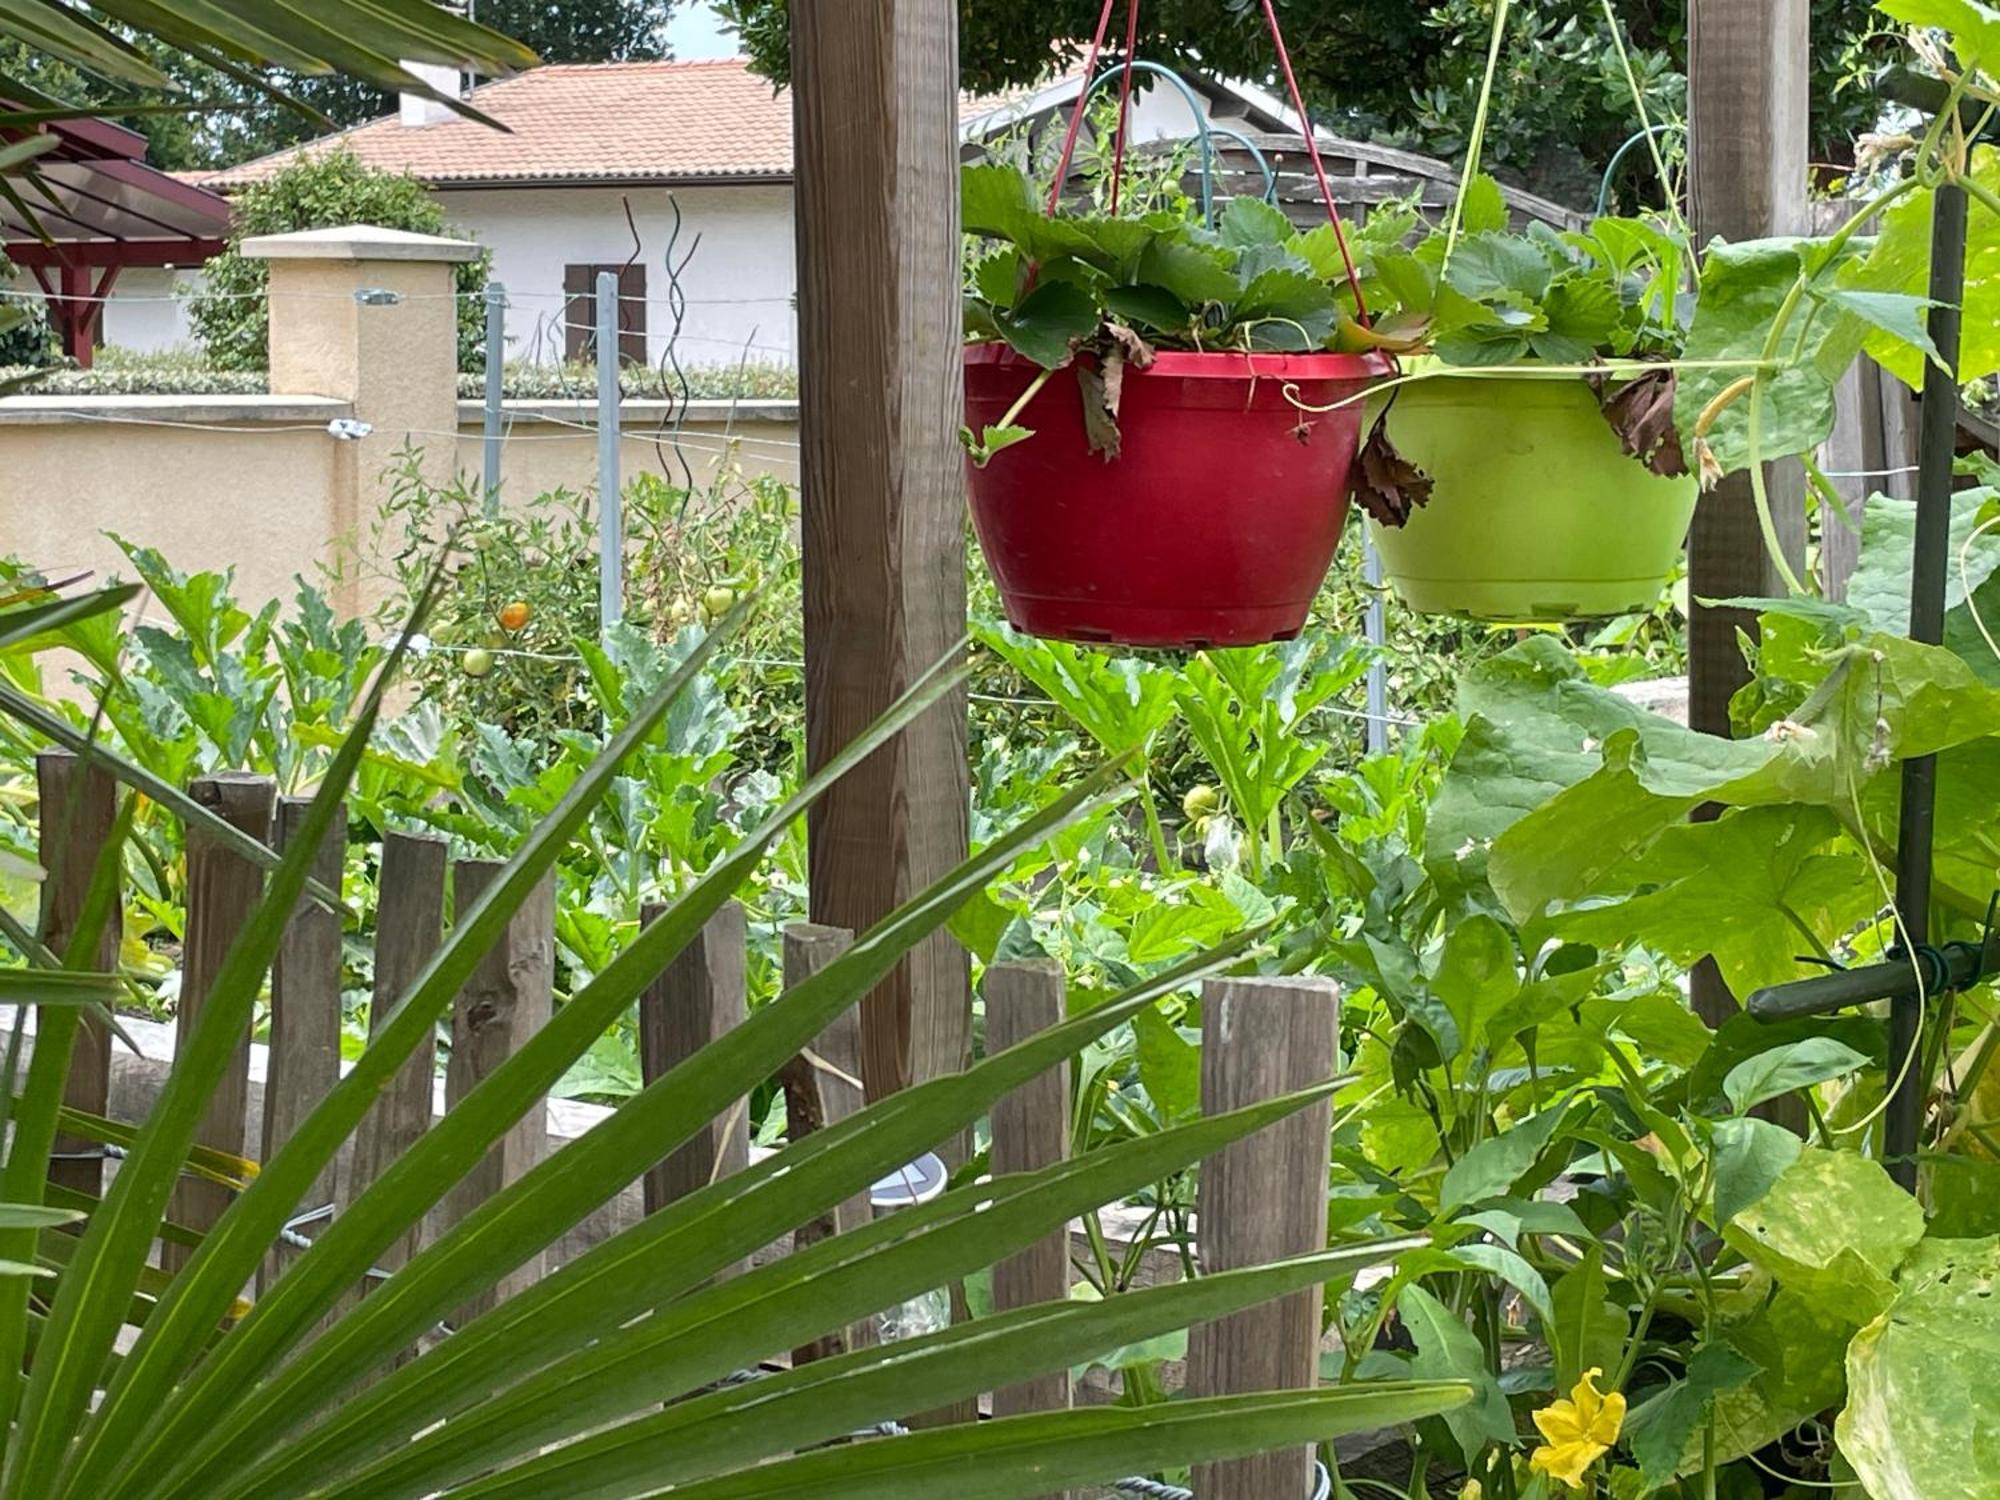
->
[0,225,799,618]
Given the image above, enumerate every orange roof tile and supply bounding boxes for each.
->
[208,60,798,190]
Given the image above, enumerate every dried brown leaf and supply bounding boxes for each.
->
[1600,365,1688,479]
[1350,413,1433,528]
[1078,357,1122,460]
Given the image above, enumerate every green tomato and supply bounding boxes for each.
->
[1182,784,1220,820]
[701,586,738,623]
[461,647,496,679]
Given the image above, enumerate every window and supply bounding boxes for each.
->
[563,262,647,364]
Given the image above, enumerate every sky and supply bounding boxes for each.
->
[667,2,739,60]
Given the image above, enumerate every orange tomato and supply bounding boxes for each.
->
[497,600,531,632]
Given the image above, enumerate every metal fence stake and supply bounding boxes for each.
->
[482,281,506,516]
[596,269,624,636]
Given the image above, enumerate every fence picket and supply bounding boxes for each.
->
[163,772,275,1274]
[985,959,1073,1499]
[777,922,872,1364]
[36,751,120,1201]
[638,901,750,1246]
[258,796,346,1294]
[1187,975,1339,1500]
[440,859,555,1323]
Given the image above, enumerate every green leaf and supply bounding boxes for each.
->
[1430,914,1521,1051]
[1708,1116,1802,1226]
[962,162,1037,238]
[1549,1246,1628,1392]
[1459,173,1511,236]
[1553,804,1874,1000]
[1459,1198,1594,1250]
[1101,283,1190,333]
[1132,1005,1200,1121]
[1231,268,1337,350]
[1724,1148,1925,1320]
[1703,1283,1855,1469]
[1440,1101,1574,1213]
[245,1064,1341,1500]
[1219,194,1295,249]
[1450,1242,1556,1331]
[0,1206,82,1231]
[1446,233,1552,305]
[1676,236,1866,477]
[1877,0,2000,72]
[1628,1343,1762,1488]
[1850,147,2000,387]
[1430,638,1778,898]
[1136,238,1240,306]
[1838,1235,2000,1500]
[612,1387,1474,1500]
[992,282,1098,369]
[1536,273,1623,360]
[449,1242,1432,1499]
[1399,1284,1515,1467]
[0,971,121,1006]
[1847,489,2000,681]
[1820,288,1946,373]
[1723,1037,1872,1114]
[0,584,140,655]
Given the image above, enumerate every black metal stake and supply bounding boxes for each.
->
[1887,179,1969,1191]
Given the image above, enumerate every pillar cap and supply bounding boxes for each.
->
[242,224,483,264]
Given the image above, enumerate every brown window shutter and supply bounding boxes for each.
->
[563,263,593,363]
[617,264,647,365]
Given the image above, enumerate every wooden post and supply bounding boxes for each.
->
[441,859,555,1321]
[36,751,119,1200]
[790,0,971,1109]
[164,772,275,1273]
[1686,0,1810,1023]
[1187,976,1339,1500]
[258,797,346,1294]
[776,922,872,1364]
[638,900,750,1236]
[985,960,1072,1476]
[341,831,447,1280]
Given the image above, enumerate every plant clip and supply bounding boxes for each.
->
[353,287,404,306]
[327,419,374,441]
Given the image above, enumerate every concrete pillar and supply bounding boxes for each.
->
[243,225,480,615]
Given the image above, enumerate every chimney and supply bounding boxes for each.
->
[399,59,467,128]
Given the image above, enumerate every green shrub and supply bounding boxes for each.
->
[186,148,491,372]
[0,254,56,369]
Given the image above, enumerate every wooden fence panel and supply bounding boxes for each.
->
[164,772,275,1274]
[36,751,120,1201]
[985,958,1072,1493]
[258,796,346,1294]
[1187,975,1339,1500]
[440,858,555,1323]
[341,830,448,1288]
[638,900,750,1236]
[777,922,871,1364]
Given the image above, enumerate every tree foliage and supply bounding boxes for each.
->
[720,0,1892,203]
[185,149,491,372]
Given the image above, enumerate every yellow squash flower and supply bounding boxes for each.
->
[1529,1367,1626,1491]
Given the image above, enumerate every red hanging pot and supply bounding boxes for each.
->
[963,343,1388,649]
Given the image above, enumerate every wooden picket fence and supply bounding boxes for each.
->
[35,750,1343,1500]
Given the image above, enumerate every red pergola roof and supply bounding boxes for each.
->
[2,110,232,366]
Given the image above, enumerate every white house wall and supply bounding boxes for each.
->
[98,267,202,353]
[434,183,798,371]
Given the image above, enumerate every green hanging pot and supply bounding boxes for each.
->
[1366,370,1699,623]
